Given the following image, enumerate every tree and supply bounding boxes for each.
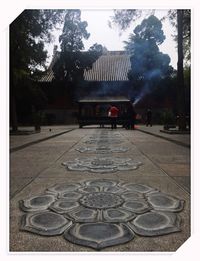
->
[10,9,64,131]
[167,9,191,130]
[110,9,190,130]
[52,10,103,97]
[124,15,173,104]
[53,10,90,83]
[166,9,190,130]
[167,9,191,65]
[176,10,186,130]
[108,9,143,31]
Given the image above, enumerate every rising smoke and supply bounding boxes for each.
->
[132,68,162,105]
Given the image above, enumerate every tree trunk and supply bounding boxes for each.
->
[10,93,18,132]
[32,106,41,132]
[177,10,187,131]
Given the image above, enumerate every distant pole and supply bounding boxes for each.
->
[177,9,186,130]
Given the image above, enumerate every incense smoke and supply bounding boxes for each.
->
[133,69,161,105]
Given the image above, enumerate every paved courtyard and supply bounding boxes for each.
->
[9,125,190,252]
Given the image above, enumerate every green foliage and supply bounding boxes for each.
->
[184,66,190,87]
[16,78,48,110]
[125,15,173,98]
[110,9,190,131]
[53,10,103,83]
[59,10,90,52]
[53,43,104,83]
[110,9,190,67]
[161,110,176,125]
[167,9,191,65]
[183,66,191,115]
[133,15,165,45]
[10,10,64,129]
[10,9,64,81]
[109,10,143,31]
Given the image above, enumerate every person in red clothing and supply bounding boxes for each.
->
[108,105,119,129]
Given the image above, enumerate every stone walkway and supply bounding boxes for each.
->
[10,125,77,151]
[137,125,190,147]
[10,126,190,252]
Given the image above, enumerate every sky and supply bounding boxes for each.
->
[46,9,178,69]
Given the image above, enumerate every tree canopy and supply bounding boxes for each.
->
[110,9,190,67]
[10,9,64,82]
[10,9,64,130]
[167,9,191,65]
[59,10,90,52]
[124,15,173,103]
[110,9,190,130]
[52,10,103,83]
[109,9,143,31]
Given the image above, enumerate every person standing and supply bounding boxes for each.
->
[108,105,119,129]
[146,108,152,127]
[125,103,136,130]
[99,105,105,128]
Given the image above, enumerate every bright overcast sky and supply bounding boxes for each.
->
[46,9,178,69]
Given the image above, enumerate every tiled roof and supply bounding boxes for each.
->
[38,51,60,82]
[84,52,131,81]
[39,51,131,82]
[78,96,130,103]
[39,69,55,82]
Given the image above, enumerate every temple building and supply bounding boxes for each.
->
[40,50,131,83]
[39,50,132,124]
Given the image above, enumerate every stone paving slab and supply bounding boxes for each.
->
[122,130,190,193]
[137,125,190,147]
[10,125,77,151]
[9,128,190,252]
[10,176,190,252]
[10,129,85,198]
